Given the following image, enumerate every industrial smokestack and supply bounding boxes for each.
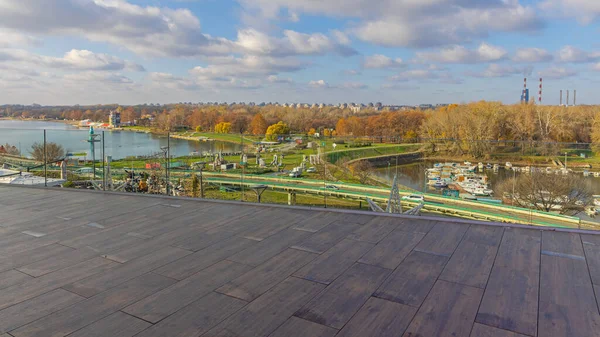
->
[566,90,570,106]
[574,90,576,106]
[522,78,527,103]
[560,90,563,106]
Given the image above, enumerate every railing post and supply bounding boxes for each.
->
[43,129,47,187]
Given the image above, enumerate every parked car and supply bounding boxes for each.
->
[325,185,340,190]
[402,195,425,202]
[306,167,317,173]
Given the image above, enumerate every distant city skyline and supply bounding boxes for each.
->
[0,0,596,105]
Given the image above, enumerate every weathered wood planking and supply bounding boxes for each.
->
[268,317,338,337]
[228,228,311,266]
[10,273,174,337]
[476,228,541,336]
[66,312,150,337]
[0,270,32,290]
[293,238,374,284]
[413,222,469,257]
[64,246,190,297]
[206,277,325,337]
[346,217,398,243]
[154,236,256,280]
[336,297,416,337]
[374,251,448,307]
[358,230,425,270]
[439,226,504,288]
[0,289,84,334]
[122,260,251,323]
[291,221,361,254]
[0,257,115,311]
[217,249,317,302]
[295,263,390,329]
[470,323,530,337]
[538,231,600,337]
[134,292,246,337]
[403,280,483,337]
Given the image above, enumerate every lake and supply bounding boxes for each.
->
[0,120,241,160]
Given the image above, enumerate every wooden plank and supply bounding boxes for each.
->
[542,231,584,256]
[584,242,600,285]
[66,312,150,337]
[291,221,360,254]
[295,263,390,329]
[336,297,416,337]
[0,244,74,273]
[476,228,541,337]
[123,260,251,323]
[154,236,256,280]
[236,210,304,241]
[463,225,504,246]
[413,222,468,257]
[395,219,436,234]
[17,247,98,277]
[0,270,32,290]
[403,280,483,337]
[538,253,600,337]
[229,228,311,266]
[268,317,337,337]
[101,226,204,263]
[346,217,398,243]
[293,239,374,284]
[206,277,326,337]
[63,246,190,297]
[172,229,235,252]
[217,249,317,301]
[470,323,529,337]
[11,273,174,337]
[374,251,448,307]
[0,289,84,334]
[134,292,247,337]
[0,257,115,311]
[358,230,425,270]
[439,238,500,289]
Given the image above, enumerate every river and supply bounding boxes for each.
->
[0,120,241,160]
[374,160,600,196]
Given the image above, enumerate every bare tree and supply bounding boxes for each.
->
[30,142,65,162]
[0,143,20,156]
[351,160,375,184]
[496,172,592,215]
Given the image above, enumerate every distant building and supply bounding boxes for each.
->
[109,110,121,127]
[350,106,361,113]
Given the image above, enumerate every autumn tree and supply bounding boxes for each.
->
[0,143,19,155]
[593,113,600,153]
[351,160,375,184]
[496,172,592,215]
[215,122,232,134]
[265,121,290,141]
[249,113,268,135]
[336,118,348,136]
[30,142,65,162]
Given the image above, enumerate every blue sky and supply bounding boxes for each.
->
[0,0,598,105]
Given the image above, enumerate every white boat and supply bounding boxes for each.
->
[505,162,512,168]
[433,180,448,188]
[584,170,591,177]
[594,172,600,178]
[546,167,553,174]
[478,162,484,171]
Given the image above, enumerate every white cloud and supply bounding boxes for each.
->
[468,64,530,78]
[331,30,351,46]
[0,49,144,72]
[512,48,553,63]
[267,75,293,84]
[416,43,507,64]
[389,69,439,81]
[239,0,543,48]
[309,79,328,88]
[190,55,304,79]
[341,82,367,89]
[538,66,577,79]
[540,0,600,24]
[0,29,40,48]
[557,46,600,63]
[362,54,403,69]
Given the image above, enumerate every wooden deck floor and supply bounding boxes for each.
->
[0,186,599,337]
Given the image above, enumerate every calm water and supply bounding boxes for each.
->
[374,160,600,195]
[0,120,241,160]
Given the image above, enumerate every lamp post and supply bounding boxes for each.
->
[160,145,169,196]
